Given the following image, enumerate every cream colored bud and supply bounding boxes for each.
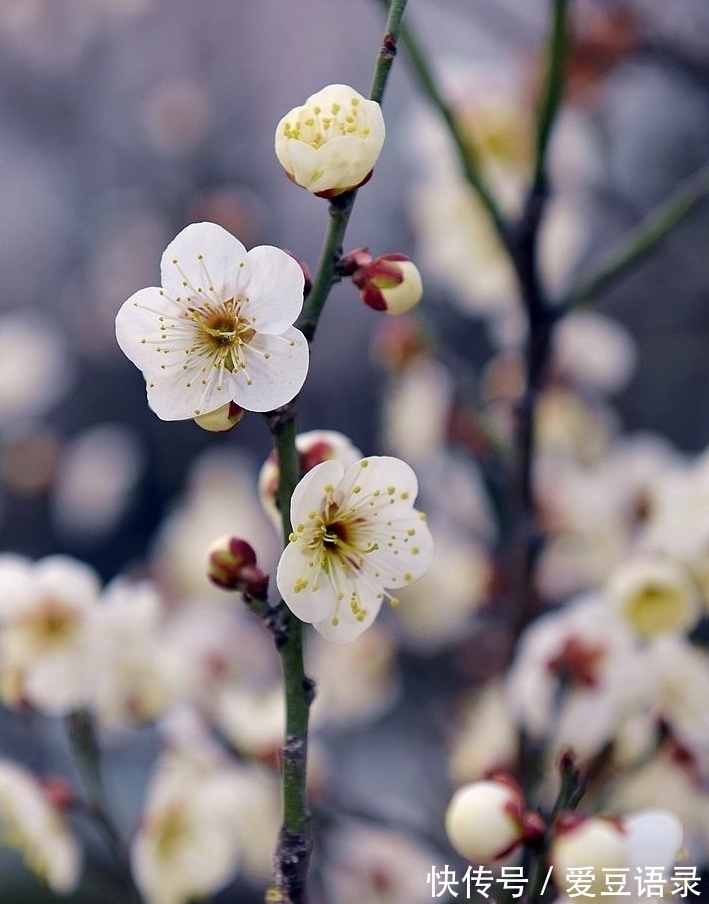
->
[275,84,385,197]
[375,261,424,315]
[194,402,245,433]
[444,778,526,863]
[551,817,628,897]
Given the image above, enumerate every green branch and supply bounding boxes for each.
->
[560,158,709,312]
[393,13,506,238]
[531,0,570,197]
[269,4,413,900]
[66,711,144,904]
[297,0,411,343]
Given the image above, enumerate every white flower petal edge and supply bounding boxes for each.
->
[115,222,309,421]
[276,456,434,643]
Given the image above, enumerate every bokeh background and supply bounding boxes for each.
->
[2,0,709,901]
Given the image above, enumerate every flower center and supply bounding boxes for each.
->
[547,636,605,688]
[22,600,80,649]
[625,583,687,637]
[152,803,191,860]
[282,95,371,149]
[190,299,255,373]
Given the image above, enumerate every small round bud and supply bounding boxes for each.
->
[207,535,269,598]
[41,778,76,811]
[370,316,433,372]
[352,253,424,315]
[194,401,245,433]
[550,816,628,896]
[445,776,533,863]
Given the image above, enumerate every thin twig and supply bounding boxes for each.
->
[391,10,507,238]
[559,158,709,312]
[269,3,412,900]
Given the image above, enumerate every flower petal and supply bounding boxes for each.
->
[276,541,337,624]
[229,326,309,412]
[313,573,385,643]
[115,287,184,371]
[243,246,305,333]
[624,809,684,874]
[160,223,247,302]
[290,458,345,525]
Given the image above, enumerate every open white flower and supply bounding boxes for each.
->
[130,745,246,904]
[275,84,385,197]
[0,554,100,714]
[607,553,702,639]
[276,456,434,642]
[115,222,309,420]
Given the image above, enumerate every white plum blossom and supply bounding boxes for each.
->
[275,84,385,196]
[320,822,441,904]
[0,760,82,894]
[606,553,702,639]
[86,579,177,730]
[115,222,309,420]
[505,594,647,760]
[276,456,434,642]
[0,554,100,714]
[130,742,247,904]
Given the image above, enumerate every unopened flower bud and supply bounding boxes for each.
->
[550,816,628,896]
[194,401,245,433]
[370,316,433,371]
[275,84,385,197]
[41,778,76,811]
[207,535,269,598]
[445,775,542,863]
[351,252,423,315]
[550,810,684,898]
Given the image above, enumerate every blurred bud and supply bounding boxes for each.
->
[194,402,245,433]
[275,84,385,197]
[41,778,76,811]
[207,536,269,598]
[258,430,362,530]
[550,816,628,895]
[551,807,684,894]
[370,316,433,372]
[445,775,543,863]
[345,249,423,315]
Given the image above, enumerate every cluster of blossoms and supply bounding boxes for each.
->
[444,772,684,900]
[4,14,709,904]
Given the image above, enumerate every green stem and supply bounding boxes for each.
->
[559,158,709,312]
[270,9,413,899]
[391,11,506,238]
[531,0,570,197]
[297,0,412,343]
[296,193,355,342]
[65,711,144,904]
